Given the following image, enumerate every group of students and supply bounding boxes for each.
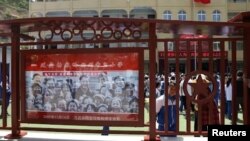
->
[0,75,11,118]
[155,73,220,137]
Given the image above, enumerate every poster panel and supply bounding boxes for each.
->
[20,49,143,126]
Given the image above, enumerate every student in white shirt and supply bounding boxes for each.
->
[225,76,232,119]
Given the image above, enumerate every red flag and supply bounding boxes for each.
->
[194,0,211,4]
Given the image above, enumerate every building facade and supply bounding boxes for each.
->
[28,0,248,73]
[29,0,250,21]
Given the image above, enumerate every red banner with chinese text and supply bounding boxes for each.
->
[194,0,211,4]
[158,51,228,58]
[25,53,139,71]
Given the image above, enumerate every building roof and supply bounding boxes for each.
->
[228,12,250,23]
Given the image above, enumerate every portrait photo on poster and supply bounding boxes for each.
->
[20,50,143,125]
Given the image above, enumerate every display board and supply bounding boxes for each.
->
[20,48,144,126]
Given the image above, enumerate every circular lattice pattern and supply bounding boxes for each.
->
[183,70,217,104]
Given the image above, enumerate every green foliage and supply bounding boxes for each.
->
[0,0,28,20]
[0,0,29,9]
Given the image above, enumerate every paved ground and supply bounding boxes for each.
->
[1,103,242,141]
[0,130,207,141]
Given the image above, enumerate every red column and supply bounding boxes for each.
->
[5,23,27,139]
[244,26,250,124]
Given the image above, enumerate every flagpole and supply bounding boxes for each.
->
[192,0,196,21]
[192,0,197,70]
[127,0,130,18]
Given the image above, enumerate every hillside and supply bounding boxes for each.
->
[0,0,28,20]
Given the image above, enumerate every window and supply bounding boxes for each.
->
[228,41,243,51]
[228,0,246,2]
[178,10,187,21]
[197,10,206,21]
[212,10,221,22]
[101,9,128,18]
[148,15,156,19]
[73,10,98,17]
[45,11,70,17]
[163,10,172,20]
[167,42,174,51]
[236,41,244,50]
[30,0,43,2]
[31,12,43,17]
[213,41,220,51]
[130,8,156,19]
